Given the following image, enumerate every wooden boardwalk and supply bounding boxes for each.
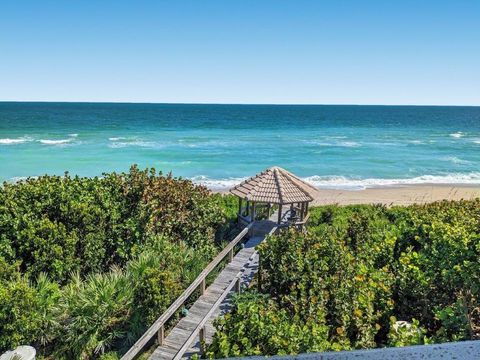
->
[149,221,276,360]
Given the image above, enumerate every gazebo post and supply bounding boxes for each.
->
[251,202,256,222]
[238,198,242,217]
[245,201,249,216]
[267,203,271,218]
[277,204,282,224]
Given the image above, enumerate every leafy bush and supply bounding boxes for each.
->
[209,200,480,357]
[0,167,235,358]
[0,166,227,284]
[387,317,429,347]
[206,292,331,358]
[0,267,41,351]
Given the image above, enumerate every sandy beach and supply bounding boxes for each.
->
[309,185,480,206]
[218,185,480,207]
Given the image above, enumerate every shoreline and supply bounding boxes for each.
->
[214,184,480,206]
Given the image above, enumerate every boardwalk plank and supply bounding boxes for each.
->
[148,221,276,360]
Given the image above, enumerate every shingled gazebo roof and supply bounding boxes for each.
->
[229,166,318,204]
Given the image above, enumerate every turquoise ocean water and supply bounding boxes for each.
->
[1,102,479,190]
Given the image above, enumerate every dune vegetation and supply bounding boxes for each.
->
[208,200,480,357]
[0,166,237,359]
[1,168,479,359]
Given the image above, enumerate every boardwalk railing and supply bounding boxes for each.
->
[172,257,247,360]
[173,225,279,360]
[121,224,253,360]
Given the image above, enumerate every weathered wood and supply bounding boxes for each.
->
[158,326,164,346]
[171,272,243,360]
[135,222,281,360]
[120,224,251,360]
[199,327,206,354]
[199,278,206,295]
[170,226,279,360]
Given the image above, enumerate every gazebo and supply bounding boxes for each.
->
[229,166,318,228]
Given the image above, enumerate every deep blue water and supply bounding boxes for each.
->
[1,102,479,190]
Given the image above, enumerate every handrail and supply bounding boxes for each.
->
[121,224,252,360]
[173,225,278,359]
[173,263,244,360]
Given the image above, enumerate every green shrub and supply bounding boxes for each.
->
[207,293,331,358]
[387,317,430,347]
[56,270,133,359]
[209,200,480,357]
[0,166,234,357]
[0,166,227,284]
[0,272,41,351]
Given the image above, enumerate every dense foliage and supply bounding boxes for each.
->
[208,200,480,358]
[0,167,237,359]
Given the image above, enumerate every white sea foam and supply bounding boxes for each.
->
[6,176,31,183]
[68,133,78,137]
[108,140,159,148]
[303,139,361,148]
[304,173,480,190]
[190,175,247,190]
[39,139,72,145]
[339,141,361,147]
[440,156,471,165]
[450,132,464,138]
[178,139,246,149]
[108,137,125,141]
[0,136,33,145]
[408,140,425,145]
[192,173,480,191]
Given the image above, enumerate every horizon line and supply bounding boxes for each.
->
[1,100,480,107]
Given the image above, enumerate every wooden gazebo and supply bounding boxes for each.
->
[229,166,318,228]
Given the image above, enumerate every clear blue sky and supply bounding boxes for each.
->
[1,1,479,105]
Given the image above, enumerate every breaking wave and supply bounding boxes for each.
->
[190,175,247,190]
[108,140,160,148]
[440,156,471,165]
[450,132,464,138]
[39,139,73,145]
[38,134,79,146]
[192,173,480,191]
[0,136,33,145]
[304,173,480,190]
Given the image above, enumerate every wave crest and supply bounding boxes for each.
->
[304,173,480,190]
[0,136,33,145]
[39,139,73,145]
[450,132,464,138]
[191,173,480,191]
[190,175,247,190]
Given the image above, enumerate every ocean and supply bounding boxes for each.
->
[1,102,479,190]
